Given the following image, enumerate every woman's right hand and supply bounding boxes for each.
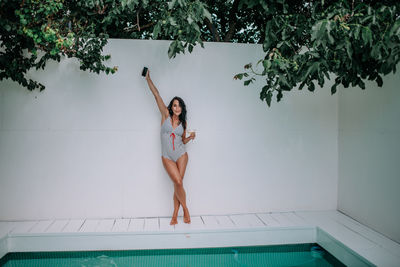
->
[145,69,150,80]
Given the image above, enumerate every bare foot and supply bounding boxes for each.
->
[183,209,191,224]
[170,216,178,225]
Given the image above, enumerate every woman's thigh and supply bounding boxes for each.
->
[176,152,188,179]
[162,156,182,184]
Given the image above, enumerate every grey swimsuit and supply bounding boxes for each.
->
[161,117,186,162]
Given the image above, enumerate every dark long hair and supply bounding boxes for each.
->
[168,96,187,130]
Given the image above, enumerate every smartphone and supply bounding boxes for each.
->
[141,67,148,77]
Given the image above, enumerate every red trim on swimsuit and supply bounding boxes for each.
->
[170,133,176,150]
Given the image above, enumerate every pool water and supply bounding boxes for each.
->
[0,243,346,267]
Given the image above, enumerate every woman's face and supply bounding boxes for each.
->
[172,99,182,116]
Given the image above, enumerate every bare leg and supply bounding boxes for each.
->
[176,153,190,223]
[162,154,191,224]
[171,153,189,223]
[170,194,179,225]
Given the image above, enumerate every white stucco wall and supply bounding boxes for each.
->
[338,72,400,243]
[0,39,338,220]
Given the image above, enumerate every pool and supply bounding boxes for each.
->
[0,243,352,267]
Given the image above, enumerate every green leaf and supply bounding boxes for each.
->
[358,79,365,89]
[266,91,273,107]
[168,41,177,58]
[311,20,327,41]
[276,90,283,102]
[389,19,400,37]
[299,81,306,90]
[345,41,352,58]
[331,83,337,95]
[244,79,252,86]
[353,25,361,39]
[307,81,315,92]
[326,21,334,44]
[168,0,177,9]
[263,60,271,70]
[203,8,212,21]
[169,17,177,26]
[362,27,372,46]
[153,23,161,39]
[303,62,319,80]
[235,73,243,80]
[376,75,383,87]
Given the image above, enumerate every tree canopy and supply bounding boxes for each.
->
[1,0,399,106]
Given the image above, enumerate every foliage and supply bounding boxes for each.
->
[235,0,400,106]
[1,0,399,107]
[0,0,210,90]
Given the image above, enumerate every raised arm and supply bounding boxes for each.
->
[145,70,169,119]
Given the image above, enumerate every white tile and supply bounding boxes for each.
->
[144,218,159,231]
[30,220,54,233]
[189,216,205,230]
[293,211,314,225]
[316,219,376,250]
[257,213,281,227]
[96,219,115,232]
[112,219,130,232]
[80,219,100,233]
[296,211,327,226]
[294,211,315,224]
[215,216,235,228]
[0,222,14,236]
[62,219,85,233]
[230,214,264,228]
[128,218,144,232]
[46,220,69,233]
[174,217,191,231]
[201,216,220,229]
[174,216,204,231]
[333,211,400,258]
[284,212,310,226]
[278,212,303,226]
[270,213,297,227]
[10,221,37,234]
[357,245,400,267]
[159,218,175,232]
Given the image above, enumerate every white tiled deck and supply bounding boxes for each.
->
[0,210,399,266]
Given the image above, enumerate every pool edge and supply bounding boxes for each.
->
[0,225,385,266]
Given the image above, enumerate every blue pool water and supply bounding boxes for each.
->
[0,243,349,266]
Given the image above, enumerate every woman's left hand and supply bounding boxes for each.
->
[190,132,196,140]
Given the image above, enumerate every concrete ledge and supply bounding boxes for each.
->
[2,211,398,266]
[0,236,7,259]
[7,227,315,252]
[317,227,374,267]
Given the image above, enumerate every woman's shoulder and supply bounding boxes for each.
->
[162,108,169,118]
[161,113,169,125]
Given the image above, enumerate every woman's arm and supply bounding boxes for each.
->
[145,70,169,119]
[182,129,195,144]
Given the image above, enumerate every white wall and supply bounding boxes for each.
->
[0,39,338,220]
[338,72,400,243]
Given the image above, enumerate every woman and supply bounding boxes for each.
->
[145,70,195,225]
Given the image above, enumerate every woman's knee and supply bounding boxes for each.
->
[174,178,183,187]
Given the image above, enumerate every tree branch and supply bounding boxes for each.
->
[204,18,220,42]
[124,21,155,32]
[224,0,240,42]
